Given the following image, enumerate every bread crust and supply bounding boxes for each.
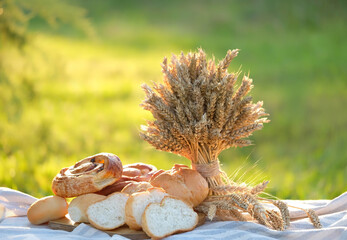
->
[68,193,106,223]
[122,163,157,181]
[149,164,208,207]
[27,196,68,225]
[125,187,166,230]
[52,153,123,198]
[87,192,129,231]
[141,196,198,239]
[96,163,156,195]
[121,182,152,194]
[124,193,140,230]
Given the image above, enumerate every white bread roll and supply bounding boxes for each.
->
[142,196,198,239]
[149,164,209,207]
[68,193,106,223]
[121,182,152,195]
[125,187,167,230]
[27,196,68,225]
[87,192,129,230]
[0,204,5,221]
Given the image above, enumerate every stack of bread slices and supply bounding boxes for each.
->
[68,187,199,239]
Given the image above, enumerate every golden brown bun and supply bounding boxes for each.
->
[121,182,153,195]
[27,196,68,225]
[96,163,157,195]
[122,163,157,181]
[95,179,135,195]
[149,164,209,207]
[52,153,123,198]
[68,193,106,223]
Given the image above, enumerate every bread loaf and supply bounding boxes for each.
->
[27,196,68,225]
[149,164,208,207]
[142,196,198,239]
[68,193,106,223]
[87,192,129,230]
[125,187,167,230]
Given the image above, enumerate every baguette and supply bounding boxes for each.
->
[68,193,106,223]
[125,187,167,230]
[27,196,68,225]
[142,196,198,239]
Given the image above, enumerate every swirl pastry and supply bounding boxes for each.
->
[96,163,157,195]
[52,153,123,198]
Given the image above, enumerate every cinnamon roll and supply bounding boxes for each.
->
[52,153,123,198]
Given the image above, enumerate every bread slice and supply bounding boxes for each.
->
[142,196,198,239]
[68,193,106,223]
[87,192,129,230]
[125,187,167,230]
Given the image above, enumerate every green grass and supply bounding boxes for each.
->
[1,0,346,199]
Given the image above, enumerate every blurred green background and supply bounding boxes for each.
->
[1,0,346,199]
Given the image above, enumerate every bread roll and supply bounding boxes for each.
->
[95,179,135,195]
[0,204,5,221]
[68,193,106,223]
[149,164,209,207]
[142,196,198,239]
[27,196,68,225]
[121,182,152,195]
[122,163,157,182]
[52,153,123,198]
[96,163,157,195]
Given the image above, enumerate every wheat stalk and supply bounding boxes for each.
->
[140,49,321,230]
[306,209,322,228]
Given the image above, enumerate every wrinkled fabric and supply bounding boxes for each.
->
[0,187,347,240]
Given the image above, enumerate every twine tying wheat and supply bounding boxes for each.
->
[140,48,322,230]
[191,160,220,178]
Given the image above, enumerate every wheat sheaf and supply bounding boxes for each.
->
[140,49,321,230]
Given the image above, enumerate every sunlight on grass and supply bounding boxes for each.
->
[1,1,346,199]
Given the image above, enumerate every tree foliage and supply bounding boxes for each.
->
[0,0,93,122]
[0,0,93,47]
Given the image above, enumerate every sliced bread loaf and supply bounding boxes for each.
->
[142,196,198,239]
[87,192,129,230]
[68,193,106,223]
[125,187,167,230]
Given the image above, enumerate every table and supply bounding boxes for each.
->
[1,187,347,239]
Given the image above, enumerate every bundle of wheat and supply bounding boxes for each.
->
[140,49,321,230]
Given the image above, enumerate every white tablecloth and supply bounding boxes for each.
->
[1,187,347,239]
